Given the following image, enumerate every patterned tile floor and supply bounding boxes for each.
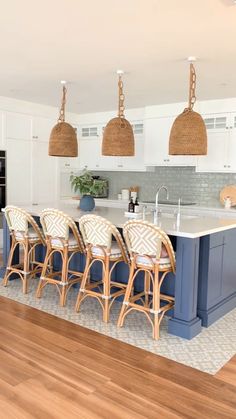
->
[0,277,235,375]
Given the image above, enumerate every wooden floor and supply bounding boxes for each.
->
[0,296,235,418]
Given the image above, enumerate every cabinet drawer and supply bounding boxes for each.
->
[209,232,225,248]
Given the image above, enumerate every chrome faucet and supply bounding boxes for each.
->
[154,185,169,223]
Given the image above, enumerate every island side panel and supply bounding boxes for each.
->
[168,236,202,339]
[198,229,236,326]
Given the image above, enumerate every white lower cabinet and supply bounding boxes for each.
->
[7,139,31,205]
[31,141,58,204]
[144,116,196,166]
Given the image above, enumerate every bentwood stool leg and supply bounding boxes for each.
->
[36,247,51,298]
[23,240,30,294]
[117,262,135,327]
[153,266,160,340]
[75,254,91,312]
[103,257,110,323]
[60,247,69,307]
[3,238,16,287]
[144,271,151,307]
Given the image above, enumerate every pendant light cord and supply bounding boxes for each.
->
[118,76,125,119]
[188,63,197,110]
[58,85,67,122]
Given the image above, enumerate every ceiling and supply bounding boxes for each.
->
[0,0,236,114]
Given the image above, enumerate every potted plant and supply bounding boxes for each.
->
[70,168,105,211]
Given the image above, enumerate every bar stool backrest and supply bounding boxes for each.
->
[5,205,45,243]
[79,214,129,263]
[40,209,85,252]
[123,220,175,271]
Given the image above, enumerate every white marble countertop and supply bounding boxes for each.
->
[4,202,236,239]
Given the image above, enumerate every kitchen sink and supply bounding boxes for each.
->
[144,200,196,206]
[161,213,198,220]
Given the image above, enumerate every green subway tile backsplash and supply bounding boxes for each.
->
[93,167,236,205]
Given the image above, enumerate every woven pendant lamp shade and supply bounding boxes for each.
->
[49,85,78,157]
[102,73,134,156]
[49,122,78,157]
[102,117,134,156]
[169,63,207,156]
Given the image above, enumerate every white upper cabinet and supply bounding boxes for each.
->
[78,120,148,171]
[0,112,5,149]
[144,116,196,166]
[5,112,57,142]
[5,112,32,140]
[32,116,55,141]
[196,113,236,172]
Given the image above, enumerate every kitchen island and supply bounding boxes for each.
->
[2,203,236,339]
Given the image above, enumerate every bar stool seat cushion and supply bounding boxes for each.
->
[136,255,171,268]
[15,228,43,243]
[91,242,122,259]
[51,234,79,249]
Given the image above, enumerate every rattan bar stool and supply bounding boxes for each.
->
[3,205,45,294]
[117,220,176,340]
[75,214,129,322]
[36,209,85,306]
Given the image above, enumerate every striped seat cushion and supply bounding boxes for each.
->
[136,246,171,268]
[15,228,42,243]
[91,242,122,259]
[51,234,79,249]
[136,255,171,268]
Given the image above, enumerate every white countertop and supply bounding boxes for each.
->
[4,202,236,239]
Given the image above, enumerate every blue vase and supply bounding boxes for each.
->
[79,195,95,211]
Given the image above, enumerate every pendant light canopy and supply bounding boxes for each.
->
[102,71,134,156]
[49,83,78,157]
[169,61,207,155]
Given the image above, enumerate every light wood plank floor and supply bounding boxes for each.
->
[0,296,235,418]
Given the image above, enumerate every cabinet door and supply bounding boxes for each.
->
[227,114,236,171]
[145,117,196,166]
[145,118,167,165]
[5,112,32,140]
[7,139,31,205]
[120,138,145,171]
[196,131,228,172]
[59,156,80,173]
[0,112,5,149]
[32,116,56,141]
[196,114,229,172]
[79,139,101,170]
[31,141,58,204]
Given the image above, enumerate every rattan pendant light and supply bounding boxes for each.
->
[169,61,207,155]
[102,71,134,156]
[49,83,78,157]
